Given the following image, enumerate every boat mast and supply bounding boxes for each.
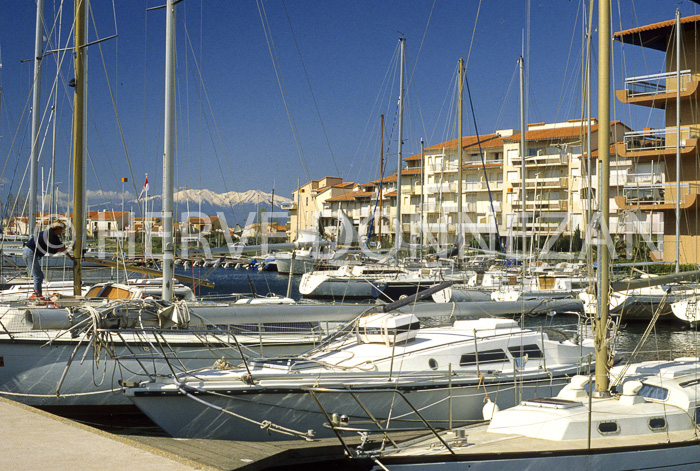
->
[675,9,681,273]
[420,137,425,258]
[72,0,86,295]
[162,0,176,301]
[457,58,464,262]
[594,0,611,395]
[379,114,384,243]
[29,0,45,237]
[519,52,527,259]
[395,37,405,257]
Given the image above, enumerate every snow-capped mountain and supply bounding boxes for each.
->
[60,188,292,228]
[154,189,292,226]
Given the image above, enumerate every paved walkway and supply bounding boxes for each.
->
[0,397,214,471]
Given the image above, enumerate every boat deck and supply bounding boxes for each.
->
[384,424,700,458]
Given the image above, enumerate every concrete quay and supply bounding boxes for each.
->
[0,396,379,470]
[0,396,212,471]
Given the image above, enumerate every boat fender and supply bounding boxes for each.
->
[482,399,499,420]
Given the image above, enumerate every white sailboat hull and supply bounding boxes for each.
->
[369,443,700,471]
[0,333,315,408]
[127,375,572,441]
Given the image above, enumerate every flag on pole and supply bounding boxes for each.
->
[138,175,149,200]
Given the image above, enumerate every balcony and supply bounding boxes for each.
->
[441,202,458,213]
[511,152,568,167]
[280,202,297,210]
[616,127,700,159]
[428,223,449,233]
[616,220,664,234]
[425,182,457,194]
[461,222,500,233]
[428,162,459,173]
[512,177,568,189]
[463,158,504,169]
[410,184,423,195]
[513,200,568,211]
[615,182,700,211]
[616,70,697,108]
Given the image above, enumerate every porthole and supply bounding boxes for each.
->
[648,417,667,431]
[597,421,619,435]
[428,358,438,370]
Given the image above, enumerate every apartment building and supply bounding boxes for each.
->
[288,119,650,253]
[614,14,700,264]
[402,132,510,248]
[286,176,350,242]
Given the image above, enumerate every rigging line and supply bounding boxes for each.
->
[428,64,458,145]
[0,77,33,185]
[494,61,519,131]
[464,72,503,253]
[181,22,245,222]
[280,0,339,177]
[464,0,482,71]
[256,0,311,183]
[1,118,32,228]
[349,42,400,184]
[87,7,140,213]
[553,0,582,125]
[406,0,436,138]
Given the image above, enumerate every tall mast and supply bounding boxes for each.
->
[161,0,176,301]
[394,38,406,255]
[29,0,45,237]
[585,0,593,261]
[379,114,384,242]
[420,138,425,258]
[519,53,527,257]
[594,0,611,395]
[675,9,681,273]
[457,58,464,261]
[72,0,86,295]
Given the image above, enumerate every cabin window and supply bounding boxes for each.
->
[648,418,667,431]
[428,358,438,370]
[695,408,700,426]
[460,349,508,366]
[597,421,619,435]
[507,344,543,359]
[637,383,669,401]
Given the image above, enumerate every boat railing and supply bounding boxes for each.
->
[302,386,457,458]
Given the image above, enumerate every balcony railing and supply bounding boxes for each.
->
[623,70,691,98]
[511,153,568,166]
[623,126,700,153]
[513,200,568,211]
[616,220,664,234]
[428,162,459,172]
[622,182,700,206]
[626,172,663,186]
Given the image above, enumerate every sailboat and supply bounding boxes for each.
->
[0,0,333,411]
[124,313,595,441]
[326,7,700,470]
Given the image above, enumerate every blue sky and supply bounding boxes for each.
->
[0,0,696,210]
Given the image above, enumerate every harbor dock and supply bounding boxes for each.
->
[0,396,368,470]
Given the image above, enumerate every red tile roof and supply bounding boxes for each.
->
[614,15,700,51]
[86,210,129,219]
[423,133,507,152]
[504,121,622,142]
[325,191,374,202]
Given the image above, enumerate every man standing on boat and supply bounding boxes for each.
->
[22,221,76,300]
